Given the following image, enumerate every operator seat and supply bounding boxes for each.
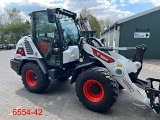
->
[39,34,52,58]
[39,41,50,55]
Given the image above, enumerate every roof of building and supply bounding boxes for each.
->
[101,6,160,35]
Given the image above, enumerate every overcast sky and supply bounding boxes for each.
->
[0,0,159,22]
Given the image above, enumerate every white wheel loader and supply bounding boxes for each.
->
[10,8,160,114]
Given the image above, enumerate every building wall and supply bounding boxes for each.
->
[101,27,120,47]
[114,26,120,48]
[119,10,160,59]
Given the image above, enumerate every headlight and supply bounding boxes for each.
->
[114,67,123,76]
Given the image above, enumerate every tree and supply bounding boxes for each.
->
[80,8,92,18]
[2,8,23,25]
[3,21,30,43]
[0,16,5,43]
[0,8,30,44]
[80,8,101,38]
[99,18,112,31]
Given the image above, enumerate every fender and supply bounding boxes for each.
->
[70,62,94,84]
[10,58,48,75]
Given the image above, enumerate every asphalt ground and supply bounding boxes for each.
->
[0,50,160,120]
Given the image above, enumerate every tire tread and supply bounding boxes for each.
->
[75,67,119,112]
[21,62,50,93]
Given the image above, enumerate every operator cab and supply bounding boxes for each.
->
[29,8,79,68]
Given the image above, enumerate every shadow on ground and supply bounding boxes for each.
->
[15,79,160,120]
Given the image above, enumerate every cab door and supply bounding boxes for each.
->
[33,11,62,67]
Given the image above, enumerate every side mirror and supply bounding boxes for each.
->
[47,9,56,23]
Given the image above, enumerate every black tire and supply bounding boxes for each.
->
[21,62,50,93]
[118,84,124,90]
[158,95,160,105]
[75,67,119,112]
[57,76,69,81]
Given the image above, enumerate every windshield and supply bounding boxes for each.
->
[33,10,79,48]
[59,17,79,46]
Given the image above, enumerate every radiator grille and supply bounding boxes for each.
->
[24,40,34,55]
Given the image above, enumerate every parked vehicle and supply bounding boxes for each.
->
[0,44,7,50]
[6,44,12,50]
[0,44,3,49]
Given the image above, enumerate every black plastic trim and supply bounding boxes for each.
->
[10,59,23,75]
[24,58,48,74]
[10,58,48,75]
[70,62,94,84]
[48,69,66,80]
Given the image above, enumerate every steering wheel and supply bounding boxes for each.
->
[64,35,77,46]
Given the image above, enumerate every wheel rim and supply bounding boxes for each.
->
[25,70,37,87]
[83,79,104,102]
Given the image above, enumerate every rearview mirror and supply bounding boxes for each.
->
[47,9,56,23]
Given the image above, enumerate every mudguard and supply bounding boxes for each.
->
[70,62,94,84]
[10,58,48,75]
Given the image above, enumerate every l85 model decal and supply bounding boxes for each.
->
[122,78,134,92]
